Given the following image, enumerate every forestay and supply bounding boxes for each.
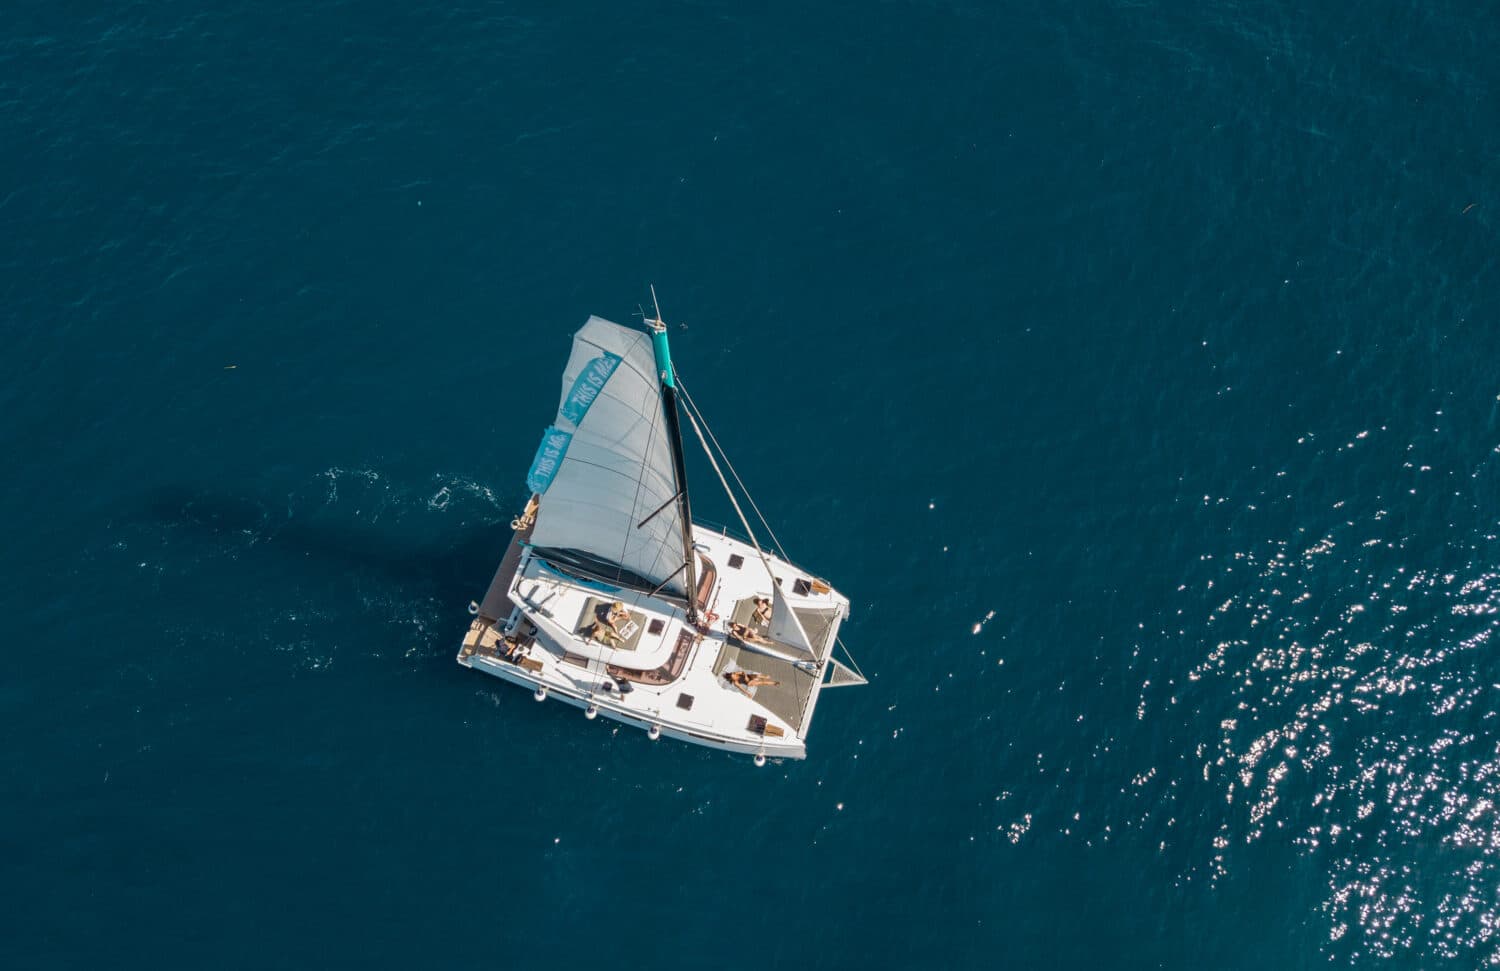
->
[528,316,689,599]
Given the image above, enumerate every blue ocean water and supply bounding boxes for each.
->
[4,1,1498,966]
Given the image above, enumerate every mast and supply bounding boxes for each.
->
[645,287,699,623]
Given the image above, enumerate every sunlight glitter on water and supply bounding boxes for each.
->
[1133,440,1500,964]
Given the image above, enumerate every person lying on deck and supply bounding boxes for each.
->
[585,621,624,646]
[752,596,772,625]
[724,670,779,697]
[727,622,772,645]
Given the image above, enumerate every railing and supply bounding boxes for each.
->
[690,517,816,575]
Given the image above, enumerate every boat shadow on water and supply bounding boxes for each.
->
[136,483,510,640]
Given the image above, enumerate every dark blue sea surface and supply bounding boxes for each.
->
[5,1,1499,966]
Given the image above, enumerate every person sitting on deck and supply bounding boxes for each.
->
[724,669,780,698]
[602,600,632,636]
[728,621,772,646]
[752,596,772,625]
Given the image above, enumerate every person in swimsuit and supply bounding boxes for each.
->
[752,596,772,625]
[724,669,779,697]
[586,620,624,646]
[727,622,771,645]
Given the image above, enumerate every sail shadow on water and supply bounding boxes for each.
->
[136,482,513,603]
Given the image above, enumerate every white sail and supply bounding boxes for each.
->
[528,316,688,599]
[768,583,815,657]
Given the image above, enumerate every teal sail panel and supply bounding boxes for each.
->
[526,426,572,495]
[559,352,621,425]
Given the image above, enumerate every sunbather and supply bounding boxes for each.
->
[724,669,780,697]
[728,621,772,645]
[586,620,624,646]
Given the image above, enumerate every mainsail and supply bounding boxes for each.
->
[527,316,689,599]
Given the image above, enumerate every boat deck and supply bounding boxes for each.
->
[458,521,848,758]
[475,521,530,625]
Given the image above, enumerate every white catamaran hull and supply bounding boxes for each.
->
[455,308,861,761]
[457,521,847,761]
[460,649,809,759]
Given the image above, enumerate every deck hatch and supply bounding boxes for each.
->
[676,693,694,710]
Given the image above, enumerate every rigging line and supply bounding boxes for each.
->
[675,378,789,561]
[677,378,777,554]
[681,408,815,667]
[833,634,866,679]
[681,405,767,561]
[677,377,863,678]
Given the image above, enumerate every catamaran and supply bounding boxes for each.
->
[457,293,865,762]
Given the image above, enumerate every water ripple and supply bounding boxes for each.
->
[1135,431,1500,964]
